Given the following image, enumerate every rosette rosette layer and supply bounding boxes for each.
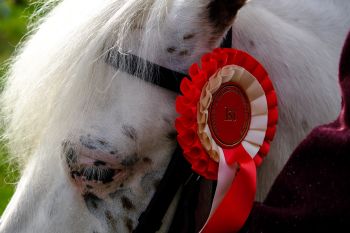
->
[176,48,278,233]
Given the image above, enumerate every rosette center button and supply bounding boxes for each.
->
[208,82,251,148]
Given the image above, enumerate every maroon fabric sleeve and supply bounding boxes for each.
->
[242,32,350,233]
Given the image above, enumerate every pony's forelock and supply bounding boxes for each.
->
[0,0,166,169]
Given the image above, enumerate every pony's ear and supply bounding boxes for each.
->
[137,0,248,71]
[339,32,350,83]
[339,32,350,126]
[206,0,247,34]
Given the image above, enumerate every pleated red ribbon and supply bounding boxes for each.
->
[201,149,256,233]
[175,48,278,233]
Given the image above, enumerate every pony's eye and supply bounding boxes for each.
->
[63,139,115,180]
[61,136,137,198]
[78,166,119,183]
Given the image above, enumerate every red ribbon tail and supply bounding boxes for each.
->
[201,151,256,233]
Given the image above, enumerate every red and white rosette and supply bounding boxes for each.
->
[176,48,278,233]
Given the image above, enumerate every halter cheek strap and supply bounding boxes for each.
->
[106,28,232,233]
[133,146,193,233]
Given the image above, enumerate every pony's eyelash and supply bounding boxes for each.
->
[79,166,117,183]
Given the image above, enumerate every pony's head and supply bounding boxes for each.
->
[0,0,247,232]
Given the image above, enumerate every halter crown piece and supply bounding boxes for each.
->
[176,48,278,233]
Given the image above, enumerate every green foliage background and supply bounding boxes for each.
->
[0,0,34,215]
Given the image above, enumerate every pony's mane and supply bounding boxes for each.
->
[1,0,168,169]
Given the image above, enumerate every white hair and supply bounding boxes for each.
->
[0,0,349,232]
[1,0,171,168]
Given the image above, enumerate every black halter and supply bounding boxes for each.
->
[106,28,232,233]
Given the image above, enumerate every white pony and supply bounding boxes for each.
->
[0,0,349,232]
